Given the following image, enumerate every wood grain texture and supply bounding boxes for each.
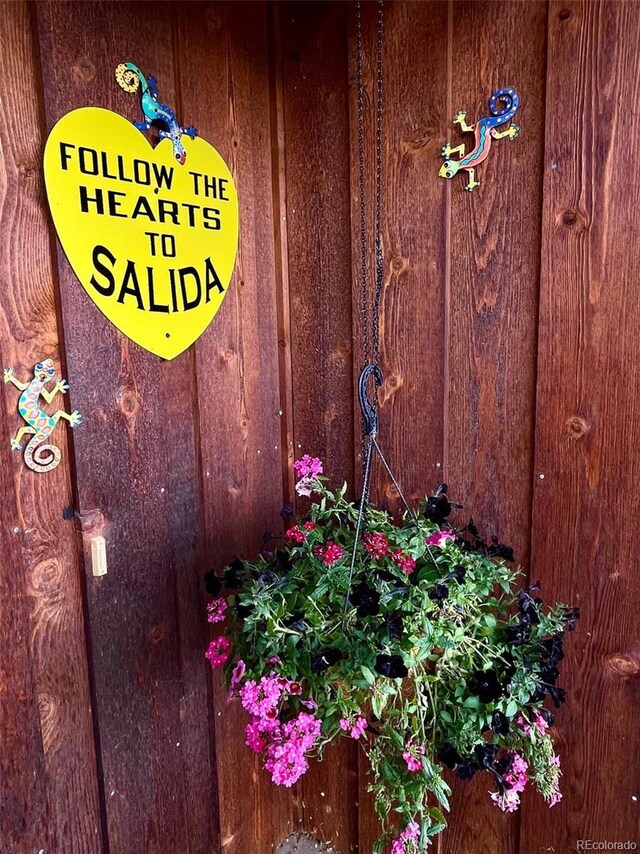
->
[35,3,216,851]
[347,2,450,850]
[522,2,640,851]
[178,2,298,852]
[443,3,548,853]
[279,3,359,851]
[350,0,449,516]
[0,3,104,852]
[1,2,639,852]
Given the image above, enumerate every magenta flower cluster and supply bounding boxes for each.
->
[205,635,231,668]
[390,821,420,854]
[240,673,322,787]
[293,455,324,478]
[490,753,528,813]
[339,715,367,740]
[425,530,456,547]
[364,531,390,558]
[313,541,345,566]
[402,742,425,772]
[207,597,228,624]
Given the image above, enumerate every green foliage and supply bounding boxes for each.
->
[220,475,573,852]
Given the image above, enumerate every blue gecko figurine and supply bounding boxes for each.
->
[439,87,520,191]
[115,61,197,164]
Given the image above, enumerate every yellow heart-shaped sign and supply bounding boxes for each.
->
[44,107,238,359]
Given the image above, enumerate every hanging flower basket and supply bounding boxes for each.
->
[204,456,579,854]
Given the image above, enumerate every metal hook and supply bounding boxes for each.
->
[358,363,383,437]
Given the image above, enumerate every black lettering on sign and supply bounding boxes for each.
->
[132,195,156,222]
[147,267,169,313]
[60,142,75,170]
[79,146,99,175]
[90,245,116,296]
[117,260,144,310]
[203,207,221,231]
[205,258,225,301]
[79,186,104,215]
[180,267,202,310]
[108,190,127,218]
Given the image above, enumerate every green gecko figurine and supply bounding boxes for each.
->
[3,358,82,473]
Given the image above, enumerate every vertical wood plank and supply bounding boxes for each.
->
[280,2,359,851]
[350,0,449,513]
[347,2,450,850]
[523,1,640,851]
[443,3,548,853]
[0,3,104,851]
[177,2,298,852]
[35,3,217,851]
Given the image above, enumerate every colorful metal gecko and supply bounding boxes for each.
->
[3,359,82,473]
[115,61,197,165]
[439,87,520,191]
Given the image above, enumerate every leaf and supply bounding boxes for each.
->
[505,699,518,717]
[440,709,453,724]
[361,665,376,685]
[463,696,480,709]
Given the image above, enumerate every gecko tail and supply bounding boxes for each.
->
[488,87,520,119]
[115,62,147,95]
[24,440,61,473]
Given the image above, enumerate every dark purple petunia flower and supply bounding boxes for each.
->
[468,669,504,704]
[204,571,222,596]
[374,653,408,679]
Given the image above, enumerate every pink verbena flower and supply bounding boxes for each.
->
[207,597,228,624]
[402,742,425,772]
[314,541,344,566]
[391,821,420,853]
[205,635,231,668]
[517,713,548,736]
[340,715,367,740]
[490,788,521,813]
[304,521,317,530]
[549,790,563,807]
[425,530,456,547]
[286,525,306,544]
[505,754,528,794]
[391,550,416,574]
[245,720,267,753]
[228,658,246,701]
[293,455,324,479]
[239,674,284,717]
[363,532,390,558]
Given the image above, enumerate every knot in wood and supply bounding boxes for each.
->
[117,385,139,419]
[558,8,571,21]
[559,207,589,231]
[72,54,96,84]
[608,653,640,678]
[391,255,408,275]
[30,558,64,597]
[565,415,589,439]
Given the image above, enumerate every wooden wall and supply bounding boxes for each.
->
[1,1,638,852]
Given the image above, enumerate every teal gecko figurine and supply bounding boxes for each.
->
[3,359,82,473]
[115,62,197,165]
[439,87,520,191]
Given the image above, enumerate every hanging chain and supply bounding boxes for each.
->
[346,0,386,625]
[373,0,384,368]
[356,0,384,373]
